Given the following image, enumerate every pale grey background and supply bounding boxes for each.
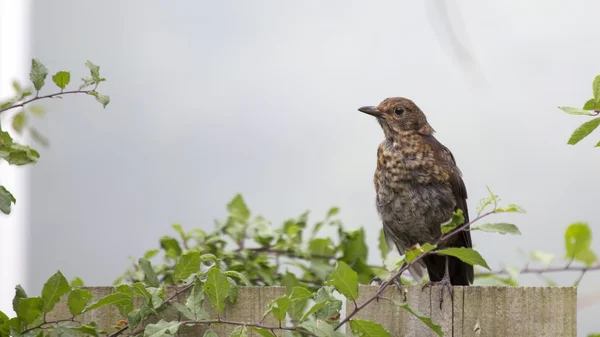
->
[24,0,599,334]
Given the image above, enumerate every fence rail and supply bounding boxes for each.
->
[46,285,577,337]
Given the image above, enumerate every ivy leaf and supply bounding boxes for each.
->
[378,228,389,260]
[440,209,465,234]
[15,297,42,325]
[143,320,181,337]
[227,194,250,223]
[229,326,247,337]
[29,59,48,91]
[173,251,200,282]
[223,271,250,286]
[298,320,335,337]
[559,106,597,116]
[564,222,597,266]
[436,247,491,270]
[67,289,93,316]
[0,185,16,215]
[471,223,521,235]
[203,267,230,313]
[349,319,391,337]
[593,75,600,104]
[251,328,276,337]
[138,258,160,287]
[326,261,358,300]
[568,117,600,145]
[41,271,71,313]
[52,71,71,90]
[383,298,443,336]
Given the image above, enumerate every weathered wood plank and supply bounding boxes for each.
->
[46,285,576,337]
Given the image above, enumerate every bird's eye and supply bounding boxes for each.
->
[394,107,405,115]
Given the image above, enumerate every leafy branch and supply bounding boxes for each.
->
[0,58,110,215]
[558,74,600,146]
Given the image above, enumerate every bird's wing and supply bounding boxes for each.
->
[424,135,471,246]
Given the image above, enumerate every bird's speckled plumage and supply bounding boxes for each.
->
[359,97,473,285]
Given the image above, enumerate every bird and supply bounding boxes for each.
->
[358,97,473,306]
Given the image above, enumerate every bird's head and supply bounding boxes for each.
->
[358,97,434,138]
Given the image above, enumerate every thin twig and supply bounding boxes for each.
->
[0,86,98,114]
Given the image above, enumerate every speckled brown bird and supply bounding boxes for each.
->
[358,97,473,297]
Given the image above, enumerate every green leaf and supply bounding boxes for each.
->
[29,127,50,147]
[583,99,596,110]
[593,75,600,104]
[0,143,40,165]
[298,320,335,337]
[144,320,181,337]
[309,238,335,256]
[138,258,160,287]
[564,222,597,266]
[52,71,71,90]
[12,284,28,313]
[29,59,48,91]
[83,292,131,313]
[173,251,200,282]
[41,271,71,313]
[85,61,102,83]
[405,243,437,264]
[223,271,250,286]
[12,112,26,133]
[263,295,290,322]
[471,223,521,235]
[326,261,358,300]
[440,209,465,234]
[143,249,160,259]
[67,289,93,316]
[494,204,526,214]
[0,185,16,215]
[327,207,340,218]
[15,297,42,325]
[530,250,555,266]
[27,105,44,117]
[87,91,110,108]
[227,277,238,305]
[229,326,247,337]
[203,331,218,337]
[69,277,85,287]
[227,194,250,223]
[378,228,389,260]
[69,323,100,337]
[289,287,313,302]
[159,236,182,258]
[437,247,491,270]
[203,267,230,313]
[559,106,597,116]
[251,328,276,337]
[300,286,342,322]
[79,77,95,90]
[383,298,443,336]
[349,319,391,337]
[568,117,600,145]
[185,277,209,319]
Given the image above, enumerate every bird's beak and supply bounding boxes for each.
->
[358,106,384,118]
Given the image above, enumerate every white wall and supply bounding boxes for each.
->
[0,0,31,315]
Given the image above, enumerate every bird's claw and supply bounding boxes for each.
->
[421,278,454,310]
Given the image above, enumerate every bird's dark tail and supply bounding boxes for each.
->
[423,255,473,285]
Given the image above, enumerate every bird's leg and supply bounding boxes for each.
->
[421,256,454,310]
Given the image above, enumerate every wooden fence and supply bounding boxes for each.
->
[46,285,577,337]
